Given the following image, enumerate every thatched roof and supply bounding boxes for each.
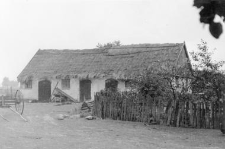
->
[17,43,191,82]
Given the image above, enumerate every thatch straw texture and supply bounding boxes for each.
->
[17,43,188,82]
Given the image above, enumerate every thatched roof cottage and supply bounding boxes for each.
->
[17,43,191,102]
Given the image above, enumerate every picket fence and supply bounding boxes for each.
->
[93,91,223,129]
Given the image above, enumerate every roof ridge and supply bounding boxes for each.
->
[111,43,183,48]
[39,43,183,51]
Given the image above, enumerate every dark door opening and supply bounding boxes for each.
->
[80,80,91,102]
[38,80,51,102]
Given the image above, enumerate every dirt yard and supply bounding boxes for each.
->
[0,103,224,149]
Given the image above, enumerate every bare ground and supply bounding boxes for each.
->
[0,103,225,149]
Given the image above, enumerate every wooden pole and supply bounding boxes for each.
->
[1,95,5,106]
[9,107,28,122]
[189,101,193,127]
[221,99,225,134]
[0,114,9,122]
[176,101,181,127]
[10,86,13,101]
[212,102,215,129]
[167,103,172,126]
[49,81,59,102]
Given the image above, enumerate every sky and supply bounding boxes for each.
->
[0,0,225,86]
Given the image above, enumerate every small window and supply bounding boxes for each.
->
[105,79,118,92]
[125,80,132,88]
[62,79,70,90]
[25,80,32,89]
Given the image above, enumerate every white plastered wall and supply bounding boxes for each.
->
[20,79,38,100]
[20,78,126,101]
[91,78,106,100]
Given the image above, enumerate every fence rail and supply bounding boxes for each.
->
[93,91,223,129]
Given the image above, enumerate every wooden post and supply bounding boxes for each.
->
[156,98,161,123]
[212,102,215,129]
[210,102,213,129]
[189,102,193,127]
[167,100,173,126]
[10,86,12,100]
[124,97,126,121]
[214,101,219,129]
[202,102,206,128]
[185,101,189,127]
[176,101,181,127]
[109,99,111,118]
[199,102,202,128]
[205,102,209,129]
[197,103,201,128]
[193,103,196,128]
[1,95,4,106]
[221,99,225,134]
[141,99,144,122]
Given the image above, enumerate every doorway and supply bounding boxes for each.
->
[80,80,91,102]
[38,80,51,102]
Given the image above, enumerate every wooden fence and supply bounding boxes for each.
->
[93,91,223,129]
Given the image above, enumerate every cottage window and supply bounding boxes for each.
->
[125,80,132,88]
[105,79,118,92]
[25,80,32,89]
[62,79,70,90]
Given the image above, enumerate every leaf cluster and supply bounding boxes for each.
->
[96,40,121,49]
[190,40,225,101]
[2,77,19,88]
[194,0,225,38]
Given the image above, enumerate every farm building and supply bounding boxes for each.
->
[17,43,191,102]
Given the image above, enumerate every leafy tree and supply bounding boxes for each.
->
[190,40,225,101]
[9,80,19,88]
[131,40,225,127]
[2,77,10,87]
[1,77,19,88]
[96,40,121,48]
[131,62,192,126]
[133,68,172,99]
[193,0,225,38]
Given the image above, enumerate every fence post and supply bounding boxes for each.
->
[189,102,193,127]
[205,102,209,129]
[124,95,127,121]
[167,100,173,126]
[176,101,181,127]
[10,86,13,100]
[1,95,4,106]
[221,99,225,133]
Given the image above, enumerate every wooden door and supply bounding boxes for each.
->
[80,80,91,102]
[38,80,51,102]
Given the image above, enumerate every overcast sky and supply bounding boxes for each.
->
[0,0,225,85]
